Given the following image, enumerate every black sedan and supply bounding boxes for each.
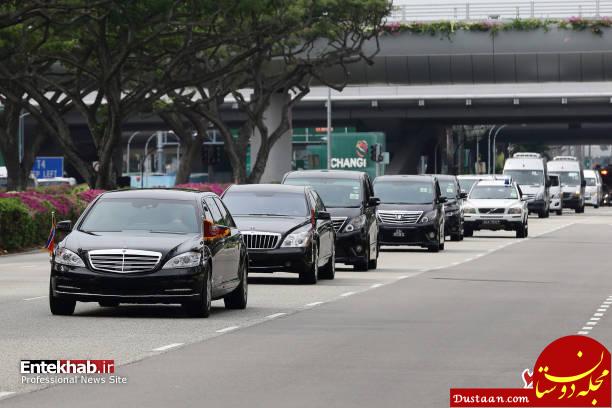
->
[49,189,248,318]
[222,184,335,284]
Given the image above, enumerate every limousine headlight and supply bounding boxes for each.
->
[55,248,85,267]
[162,252,201,269]
[281,226,311,247]
[344,215,366,232]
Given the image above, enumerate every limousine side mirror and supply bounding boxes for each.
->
[317,211,331,220]
[56,220,72,233]
[459,191,468,199]
[368,197,381,207]
[581,180,587,187]
[521,195,530,201]
[545,178,552,188]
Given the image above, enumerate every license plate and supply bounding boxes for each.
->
[482,220,500,225]
[393,229,405,237]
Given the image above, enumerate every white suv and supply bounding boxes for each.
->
[463,179,529,239]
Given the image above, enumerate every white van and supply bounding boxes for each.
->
[548,174,563,215]
[547,156,585,213]
[583,169,602,208]
[502,153,550,218]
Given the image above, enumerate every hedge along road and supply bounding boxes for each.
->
[0,209,595,398]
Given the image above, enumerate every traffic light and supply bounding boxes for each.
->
[370,143,383,162]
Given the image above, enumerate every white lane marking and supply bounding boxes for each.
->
[23,296,47,301]
[590,317,601,321]
[152,343,183,352]
[20,265,39,269]
[581,326,593,331]
[594,313,604,317]
[340,292,355,297]
[578,331,590,335]
[0,392,15,400]
[579,296,609,334]
[216,326,239,333]
[370,283,384,288]
[586,321,598,326]
[396,275,408,280]
[600,305,610,308]
[265,313,287,319]
[597,309,607,312]
[603,301,612,305]
[305,301,324,307]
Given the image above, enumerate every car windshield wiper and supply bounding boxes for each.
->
[148,230,188,235]
[240,213,292,217]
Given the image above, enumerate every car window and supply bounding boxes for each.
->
[373,180,435,204]
[470,185,519,200]
[213,197,236,228]
[285,177,362,208]
[80,198,200,234]
[204,197,224,225]
[223,191,309,217]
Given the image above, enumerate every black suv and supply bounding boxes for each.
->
[49,189,248,318]
[282,170,380,271]
[373,175,447,252]
[435,174,467,241]
[222,184,335,284]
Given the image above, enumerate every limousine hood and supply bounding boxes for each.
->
[61,230,201,258]
[233,215,309,235]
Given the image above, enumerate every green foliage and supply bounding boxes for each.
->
[384,17,612,38]
[0,198,37,251]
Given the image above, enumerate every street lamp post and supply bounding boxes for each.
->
[326,87,332,169]
[18,112,30,165]
[491,125,507,175]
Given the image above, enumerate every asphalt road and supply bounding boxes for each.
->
[1,208,611,406]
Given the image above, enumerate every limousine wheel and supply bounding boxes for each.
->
[299,244,318,284]
[49,281,76,316]
[224,261,248,310]
[318,247,335,280]
[183,268,212,318]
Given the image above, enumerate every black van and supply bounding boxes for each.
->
[373,175,447,252]
[435,174,467,241]
[282,170,380,271]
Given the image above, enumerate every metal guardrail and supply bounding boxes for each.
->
[389,0,611,21]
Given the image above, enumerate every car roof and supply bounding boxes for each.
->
[285,170,364,180]
[429,174,457,181]
[226,184,307,194]
[457,174,494,180]
[99,189,211,200]
[583,169,597,176]
[475,180,515,187]
[374,174,434,182]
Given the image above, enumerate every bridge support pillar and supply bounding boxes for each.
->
[250,91,292,183]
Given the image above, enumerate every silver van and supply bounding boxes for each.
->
[502,153,550,218]
[547,156,586,213]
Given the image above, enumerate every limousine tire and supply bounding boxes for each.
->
[183,268,212,318]
[224,261,248,310]
[318,247,335,280]
[299,245,318,284]
[49,282,76,316]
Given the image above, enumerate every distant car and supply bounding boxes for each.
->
[457,174,495,195]
[282,170,380,271]
[373,175,447,252]
[435,174,467,241]
[222,184,335,284]
[463,179,528,238]
[38,177,77,187]
[50,189,248,317]
[548,174,563,216]
[547,156,586,213]
[0,166,38,189]
[503,152,550,218]
[583,169,602,208]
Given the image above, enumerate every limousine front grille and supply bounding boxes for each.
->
[88,249,161,273]
[241,231,281,250]
[331,217,347,232]
[377,210,422,224]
